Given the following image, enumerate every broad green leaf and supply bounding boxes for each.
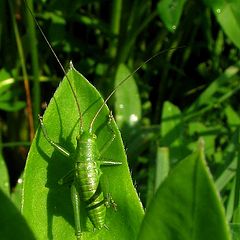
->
[155,147,169,191]
[0,189,35,239]
[161,101,182,146]
[0,153,10,195]
[22,65,144,240]
[11,174,24,209]
[138,139,231,240]
[114,64,141,129]
[203,0,240,48]
[157,0,186,32]
[161,101,188,162]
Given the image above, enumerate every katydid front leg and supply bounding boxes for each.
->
[39,115,83,239]
[38,115,70,157]
[71,184,82,240]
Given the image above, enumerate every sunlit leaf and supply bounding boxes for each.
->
[22,65,144,239]
[138,139,231,240]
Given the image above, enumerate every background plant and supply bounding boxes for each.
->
[0,0,240,239]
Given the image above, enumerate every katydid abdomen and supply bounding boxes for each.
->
[75,161,106,230]
[74,132,107,230]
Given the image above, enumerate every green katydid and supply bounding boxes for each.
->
[25,2,183,239]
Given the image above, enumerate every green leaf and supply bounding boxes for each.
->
[11,174,24,209]
[161,101,188,162]
[138,139,231,240]
[157,0,186,33]
[225,105,240,131]
[155,147,169,191]
[114,64,141,129]
[161,101,182,146]
[22,65,144,239]
[0,188,35,239]
[0,153,10,196]
[203,0,240,49]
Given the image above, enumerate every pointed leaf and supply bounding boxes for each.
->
[161,101,182,146]
[138,140,231,240]
[22,66,144,239]
[0,189,35,239]
[203,0,240,48]
[157,0,186,32]
[161,101,188,162]
[11,175,24,209]
[115,64,141,129]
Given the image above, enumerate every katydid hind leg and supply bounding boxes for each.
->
[71,184,82,240]
[38,115,70,157]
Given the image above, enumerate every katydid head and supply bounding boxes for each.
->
[76,131,97,142]
[75,132,97,163]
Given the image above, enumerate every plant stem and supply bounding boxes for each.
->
[9,0,34,141]
[109,0,122,58]
[25,0,40,128]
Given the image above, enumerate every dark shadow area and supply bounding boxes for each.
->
[36,98,77,239]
